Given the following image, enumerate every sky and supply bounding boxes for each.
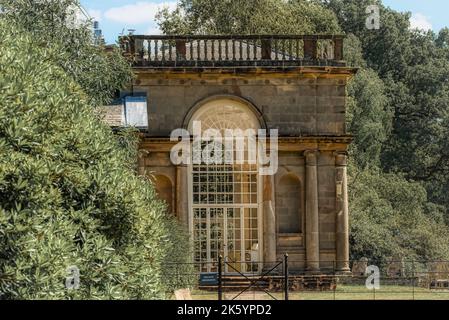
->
[79,0,449,44]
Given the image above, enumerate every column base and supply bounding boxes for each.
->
[305,268,322,275]
[335,261,351,274]
[335,269,352,276]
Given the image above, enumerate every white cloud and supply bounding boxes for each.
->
[87,9,103,22]
[104,1,177,25]
[410,13,433,31]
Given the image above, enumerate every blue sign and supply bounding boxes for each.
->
[199,273,219,286]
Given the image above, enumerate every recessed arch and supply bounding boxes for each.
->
[276,173,302,234]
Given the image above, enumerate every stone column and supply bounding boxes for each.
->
[305,150,320,272]
[176,165,189,227]
[263,174,277,267]
[335,153,350,273]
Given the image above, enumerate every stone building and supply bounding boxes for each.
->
[107,35,357,274]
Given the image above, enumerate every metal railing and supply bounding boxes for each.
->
[119,35,346,68]
[164,258,449,300]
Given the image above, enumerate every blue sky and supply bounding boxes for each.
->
[79,0,449,44]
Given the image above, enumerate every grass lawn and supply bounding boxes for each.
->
[186,285,449,300]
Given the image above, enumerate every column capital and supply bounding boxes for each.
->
[334,151,348,166]
[304,150,319,165]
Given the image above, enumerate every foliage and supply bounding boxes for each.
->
[156,0,341,35]
[326,0,449,209]
[0,19,191,299]
[2,0,449,297]
[349,165,449,263]
[0,0,133,106]
[346,66,392,169]
[323,0,449,258]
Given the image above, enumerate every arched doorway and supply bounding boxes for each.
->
[187,97,263,274]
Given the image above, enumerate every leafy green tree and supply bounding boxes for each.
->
[349,165,449,262]
[325,0,413,78]
[0,0,132,106]
[326,0,449,214]
[346,67,392,169]
[156,0,341,35]
[436,27,449,48]
[0,19,191,299]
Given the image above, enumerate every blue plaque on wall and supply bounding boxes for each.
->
[199,273,219,286]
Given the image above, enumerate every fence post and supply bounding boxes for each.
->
[284,253,289,301]
[412,260,415,301]
[218,255,223,301]
[333,260,337,301]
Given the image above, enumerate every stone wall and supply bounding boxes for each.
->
[132,68,354,273]
[133,73,348,137]
[276,174,302,234]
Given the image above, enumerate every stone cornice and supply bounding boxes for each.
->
[139,135,353,152]
[133,66,358,80]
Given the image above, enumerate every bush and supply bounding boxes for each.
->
[0,0,133,106]
[0,20,191,300]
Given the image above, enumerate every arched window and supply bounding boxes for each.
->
[188,98,262,206]
[187,97,263,273]
[154,175,173,214]
[276,174,302,234]
[187,98,261,133]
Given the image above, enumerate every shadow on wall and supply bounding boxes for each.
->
[153,174,174,214]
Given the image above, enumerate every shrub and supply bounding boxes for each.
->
[0,19,191,300]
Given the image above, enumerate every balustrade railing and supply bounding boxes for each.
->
[119,35,346,68]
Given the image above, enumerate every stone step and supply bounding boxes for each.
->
[199,275,337,291]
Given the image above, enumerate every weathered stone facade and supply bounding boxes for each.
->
[134,73,348,137]
[111,35,357,274]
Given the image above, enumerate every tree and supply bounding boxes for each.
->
[349,165,449,263]
[436,27,449,48]
[0,0,132,106]
[156,0,341,35]
[346,65,392,169]
[0,18,191,299]
[326,0,449,213]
